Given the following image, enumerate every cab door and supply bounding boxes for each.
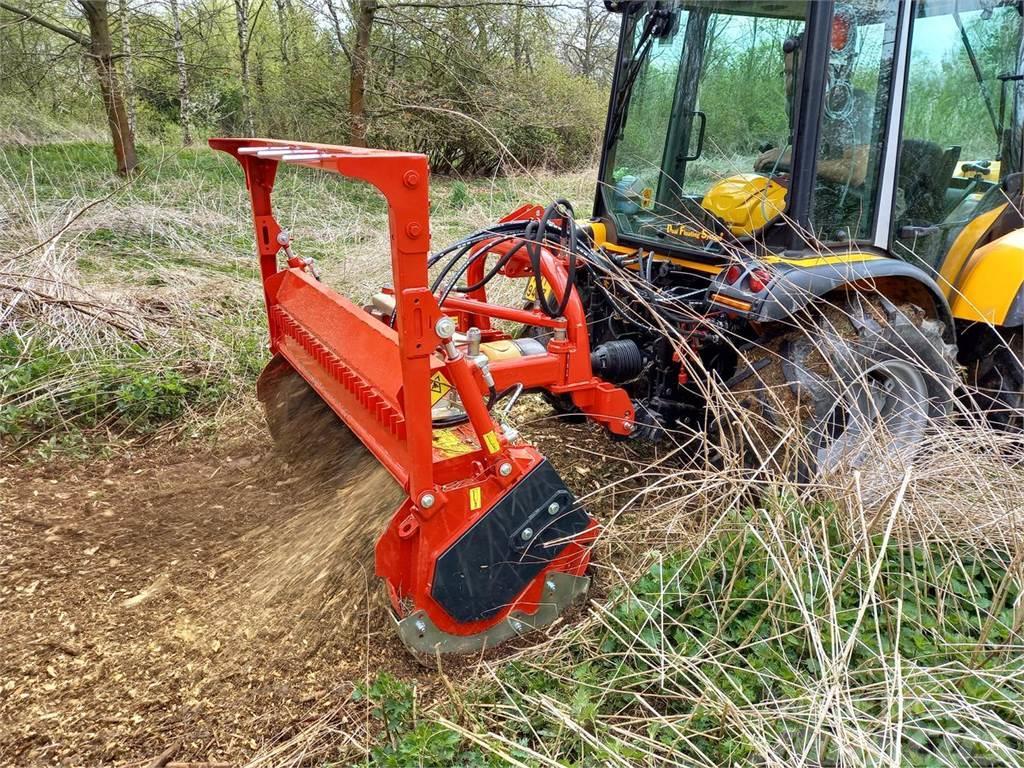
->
[890,0,1023,323]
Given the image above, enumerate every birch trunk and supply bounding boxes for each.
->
[168,0,192,144]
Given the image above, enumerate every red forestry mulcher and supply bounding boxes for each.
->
[212,139,629,657]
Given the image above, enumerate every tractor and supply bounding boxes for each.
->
[212,0,1024,658]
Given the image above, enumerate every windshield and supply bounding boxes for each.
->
[601,1,809,250]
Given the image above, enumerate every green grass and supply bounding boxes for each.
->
[358,500,1024,767]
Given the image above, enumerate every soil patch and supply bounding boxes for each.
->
[0,403,644,766]
[0,433,422,766]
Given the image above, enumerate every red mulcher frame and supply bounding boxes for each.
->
[211,138,634,654]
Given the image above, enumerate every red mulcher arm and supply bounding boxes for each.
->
[211,138,634,657]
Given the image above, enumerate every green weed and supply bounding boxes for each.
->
[0,333,235,445]
[352,674,496,768]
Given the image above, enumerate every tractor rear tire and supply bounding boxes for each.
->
[725,293,958,479]
[967,330,1024,432]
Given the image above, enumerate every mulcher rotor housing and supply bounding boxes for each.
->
[211,138,639,657]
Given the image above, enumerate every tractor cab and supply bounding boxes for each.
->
[597,0,1023,274]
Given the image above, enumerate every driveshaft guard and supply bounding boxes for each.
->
[431,460,592,623]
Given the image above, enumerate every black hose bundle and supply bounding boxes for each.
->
[431,199,593,319]
[420,199,703,427]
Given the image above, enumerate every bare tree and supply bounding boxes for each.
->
[233,0,255,134]
[563,0,615,83]
[168,0,191,144]
[117,0,137,135]
[0,0,138,175]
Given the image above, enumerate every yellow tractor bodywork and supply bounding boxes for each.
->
[947,227,1024,325]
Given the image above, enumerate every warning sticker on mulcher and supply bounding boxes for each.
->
[432,428,473,457]
[429,372,452,406]
[469,487,483,510]
[522,277,552,303]
[482,430,501,454]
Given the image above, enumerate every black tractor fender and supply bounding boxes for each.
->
[708,255,956,340]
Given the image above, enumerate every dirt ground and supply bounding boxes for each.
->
[0,404,643,767]
[0,424,428,767]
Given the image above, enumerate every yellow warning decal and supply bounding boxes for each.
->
[469,487,483,511]
[483,430,501,454]
[429,371,453,406]
[432,428,474,457]
[522,277,553,303]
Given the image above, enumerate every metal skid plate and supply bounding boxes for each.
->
[395,571,590,659]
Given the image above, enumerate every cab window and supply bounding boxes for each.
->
[893,0,1023,270]
[602,1,807,250]
[812,1,899,243]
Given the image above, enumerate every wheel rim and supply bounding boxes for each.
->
[816,359,931,471]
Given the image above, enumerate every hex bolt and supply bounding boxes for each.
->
[623,420,634,432]
[276,230,290,245]
[511,619,523,633]
[520,527,534,541]
[545,578,556,593]
[414,618,427,634]
[498,462,513,477]
[419,492,436,509]
[435,316,456,339]
[547,502,560,515]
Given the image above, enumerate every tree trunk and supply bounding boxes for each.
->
[117,0,136,136]
[580,0,595,78]
[233,0,254,135]
[168,0,191,144]
[348,0,375,147]
[81,0,138,176]
[275,0,289,65]
[512,2,524,70]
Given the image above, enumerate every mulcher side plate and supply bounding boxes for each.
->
[431,459,590,623]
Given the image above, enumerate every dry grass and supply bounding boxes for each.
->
[0,142,596,454]
[314,175,1023,766]
[417,185,1024,768]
